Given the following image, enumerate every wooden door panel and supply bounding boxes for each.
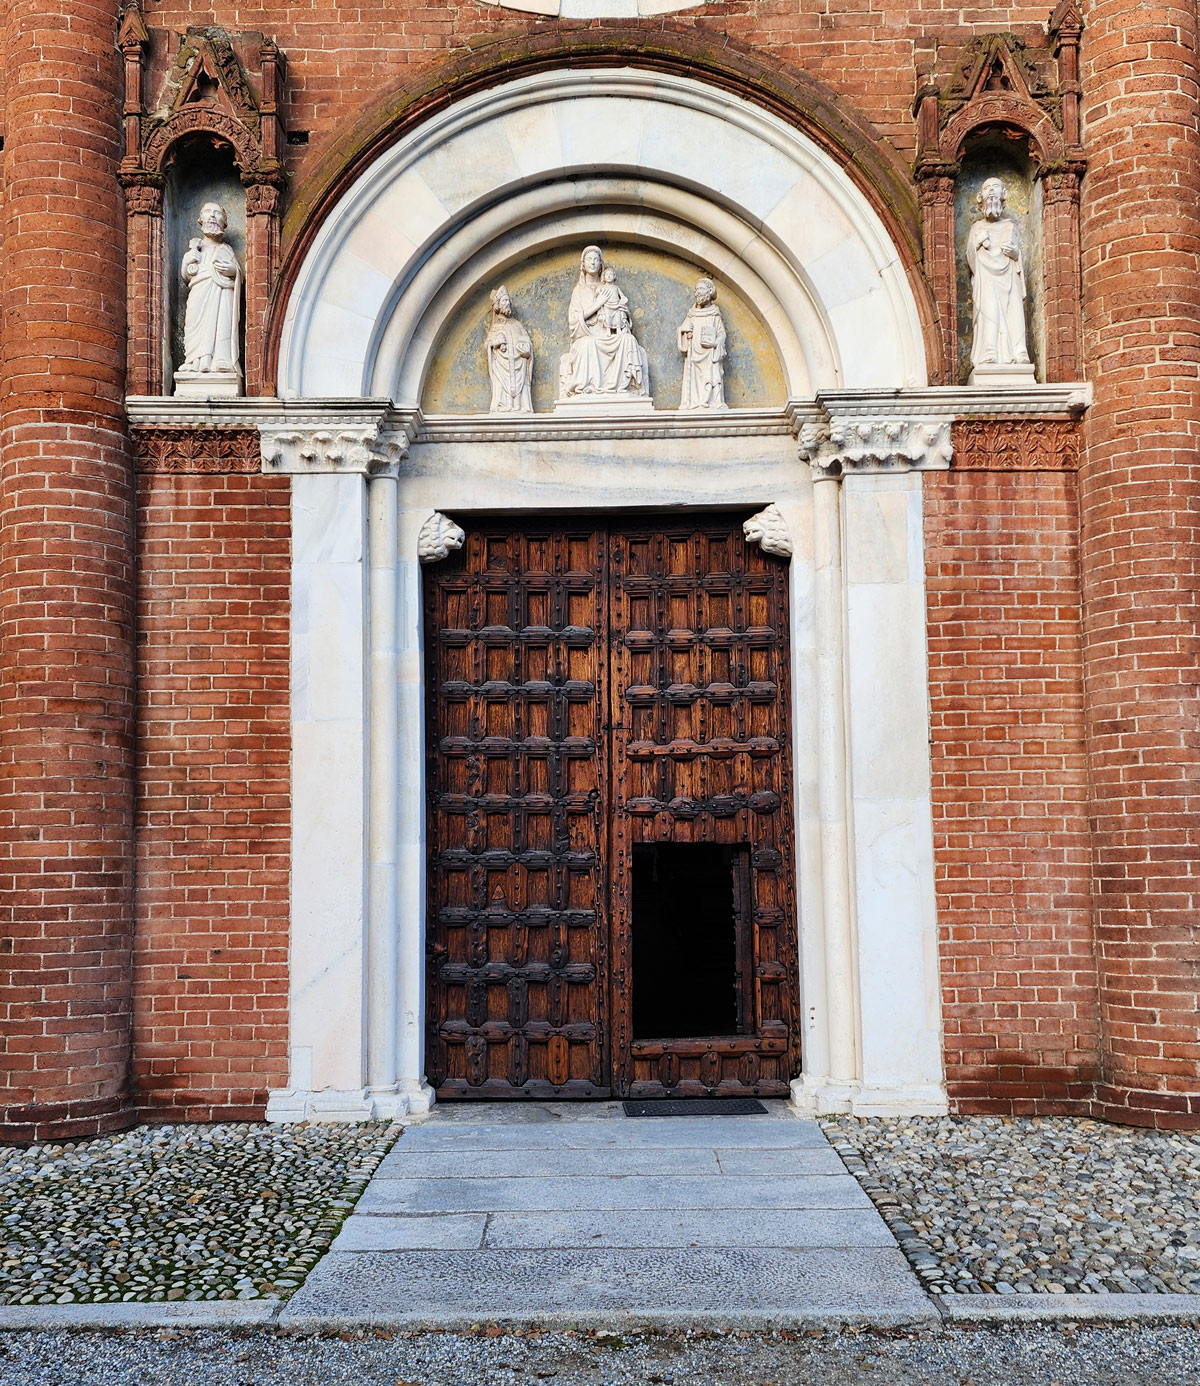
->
[425,524,609,1098]
[610,516,799,1098]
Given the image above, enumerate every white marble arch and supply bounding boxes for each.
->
[277,68,928,403]
[264,65,951,1124]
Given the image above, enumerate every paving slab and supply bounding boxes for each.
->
[376,1144,726,1178]
[395,1118,830,1151]
[0,1301,281,1330]
[279,1246,936,1330]
[934,1292,1200,1323]
[481,1206,897,1249]
[278,1104,934,1329]
[357,1171,872,1214]
[331,1212,487,1251]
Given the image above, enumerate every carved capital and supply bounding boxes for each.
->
[915,171,957,207]
[418,512,466,564]
[259,423,406,476]
[743,505,793,560]
[120,174,164,216]
[244,180,283,217]
[800,410,953,476]
[827,415,953,473]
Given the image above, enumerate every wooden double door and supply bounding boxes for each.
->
[424,514,799,1099]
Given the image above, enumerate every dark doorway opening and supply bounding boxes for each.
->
[631,843,749,1040]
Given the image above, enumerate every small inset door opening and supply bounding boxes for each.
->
[631,843,750,1040]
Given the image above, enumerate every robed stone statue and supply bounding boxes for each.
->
[677,277,728,411]
[485,285,533,413]
[966,178,1035,384]
[174,201,243,397]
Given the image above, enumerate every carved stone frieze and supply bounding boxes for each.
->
[743,505,793,560]
[418,513,466,564]
[798,414,953,476]
[131,427,261,474]
[259,423,406,476]
[952,418,1080,470]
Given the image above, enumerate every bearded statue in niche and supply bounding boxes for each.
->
[966,177,1035,385]
[557,246,651,405]
[174,201,243,397]
[484,285,533,413]
[677,277,728,411]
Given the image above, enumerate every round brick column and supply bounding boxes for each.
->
[1080,2,1200,1126]
[0,0,136,1139]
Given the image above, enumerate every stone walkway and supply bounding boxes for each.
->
[279,1101,936,1330]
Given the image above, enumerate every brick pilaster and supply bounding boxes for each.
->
[0,0,136,1140]
[1079,0,1200,1126]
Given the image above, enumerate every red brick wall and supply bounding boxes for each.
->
[145,4,1059,175]
[132,471,291,1121]
[1079,0,1200,1126]
[0,0,137,1141]
[925,467,1102,1114]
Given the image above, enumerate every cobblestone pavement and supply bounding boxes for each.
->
[5,1324,1200,1386]
[823,1116,1200,1297]
[0,1123,397,1306]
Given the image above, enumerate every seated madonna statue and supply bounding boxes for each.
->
[558,246,650,401]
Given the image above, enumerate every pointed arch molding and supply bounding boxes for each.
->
[276,68,931,401]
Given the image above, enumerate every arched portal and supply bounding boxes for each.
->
[263,66,949,1122]
[276,68,928,401]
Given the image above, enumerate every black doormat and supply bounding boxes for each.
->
[622,1098,768,1117]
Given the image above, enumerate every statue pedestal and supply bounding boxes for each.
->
[174,368,243,399]
[968,362,1037,388]
[554,393,654,414]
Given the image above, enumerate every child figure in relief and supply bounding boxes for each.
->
[598,264,632,336]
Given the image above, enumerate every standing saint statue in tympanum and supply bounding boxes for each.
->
[677,277,728,411]
[174,201,243,398]
[966,178,1035,385]
[484,286,533,413]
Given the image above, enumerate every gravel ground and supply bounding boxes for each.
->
[823,1116,1200,1297]
[0,1123,397,1306]
[5,1324,1200,1386]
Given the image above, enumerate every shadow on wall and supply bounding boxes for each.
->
[421,243,787,413]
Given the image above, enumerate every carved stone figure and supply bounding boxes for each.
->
[966,178,1034,384]
[677,277,728,411]
[174,201,243,398]
[418,512,466,564]
[743,504,793,560]
[558,246,650,403]
[484,285,533,413]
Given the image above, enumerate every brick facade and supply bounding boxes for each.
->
[926,462,1101,1115]
[2,0,1199,1133]
[132,466,291,1121]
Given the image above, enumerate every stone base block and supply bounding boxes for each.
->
[967,362,1037,388]
[174,369,243,399]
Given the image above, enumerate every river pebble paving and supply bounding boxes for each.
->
[822,1115,1200,1297]
[0,1122,397,1306]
